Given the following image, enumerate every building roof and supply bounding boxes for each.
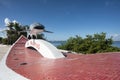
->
[6,36,120,80]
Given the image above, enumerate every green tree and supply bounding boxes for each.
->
[4,22,45,44]
[37,33,46,40]
[58,32,120,54]
[5,21,27,44]
[0,37,2,43]
[2,38,8,44]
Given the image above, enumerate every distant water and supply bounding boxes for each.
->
[50,41,120,48]
[49,41,66,47]
[112,41,120,48]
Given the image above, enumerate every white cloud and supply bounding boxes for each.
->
[4,18,11,26]
[111,34,120,41]
[0,28,6,38]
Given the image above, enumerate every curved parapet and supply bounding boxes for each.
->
[0,47,29,80]
[25,39,65,59]
[0,35,29,80]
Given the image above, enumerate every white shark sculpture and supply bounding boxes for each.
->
[28,23,53,39]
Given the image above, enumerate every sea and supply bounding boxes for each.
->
[50,41,120,48]
[112,41,120,48]
[49,41,66,47]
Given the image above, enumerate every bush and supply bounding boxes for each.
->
[2,38,8,44]
[58,32,120,54]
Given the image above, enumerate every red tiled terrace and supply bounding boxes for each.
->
[6,36,120,80]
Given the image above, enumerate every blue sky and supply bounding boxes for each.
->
[0,0,120,41]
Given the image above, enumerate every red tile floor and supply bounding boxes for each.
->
[6,36,120,80]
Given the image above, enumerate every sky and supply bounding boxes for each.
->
[0,0,120,41]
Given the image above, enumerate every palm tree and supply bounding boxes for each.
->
[5,18,27,44]
[4,18,46,44]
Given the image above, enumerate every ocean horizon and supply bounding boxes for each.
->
[112,41,120,48]
[50,41,120,48]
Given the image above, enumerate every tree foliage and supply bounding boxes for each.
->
[4,22,27,45]
[58,32,120,54]
[0,37,2,43]
[2,22,45,45]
